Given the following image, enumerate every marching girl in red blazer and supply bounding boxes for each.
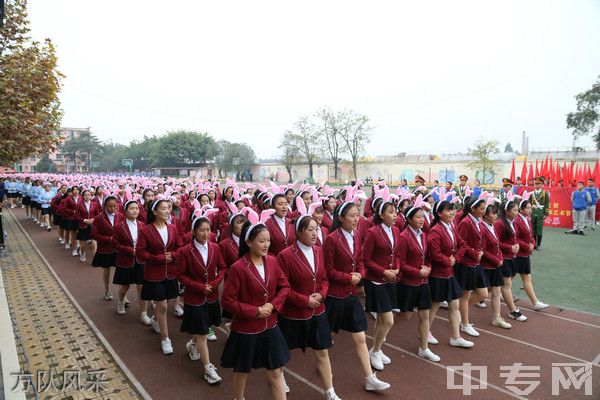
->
[52,185,68,245]
[220,213,291,400]
[170,193,190,234]
[321,195,336,231]
[277,214,341,400]
[177,215,226,385]
[514,195,549,311]
[265,193,295,256]
[91,185,105,208]
[63,186,81,255]
[395,198,410,231]
[455,196,488,338]
[480,199,512,329]
[137,199,183,355]
[75,189,99,263]
[91,196,124,301]
[112,200,149,322]
[426,199,474,349]
[396,197,441,362]
[311,205,329,247]
[362,194,402,371]
[138,188,155,224]
[288,190,311,221]
[323,189,390,392]
[218,212,247,268]
[495,199,528,322]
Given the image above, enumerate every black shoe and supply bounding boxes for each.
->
[578,230,585,235]
[565,229,577,234]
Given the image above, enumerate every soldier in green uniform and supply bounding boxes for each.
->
[499,178,514,204]
[457,174,469,201]
[530,176,550,250]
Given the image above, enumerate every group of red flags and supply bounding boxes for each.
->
[509,156,600,187]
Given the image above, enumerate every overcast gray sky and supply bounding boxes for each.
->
[28,0,600,158]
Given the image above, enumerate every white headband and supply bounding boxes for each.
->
[295,214,312,231]
[244,222,266,242]
[338,201,353,217]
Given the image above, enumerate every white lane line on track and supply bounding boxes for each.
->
[366,334,527,400]
[434,315,600,367]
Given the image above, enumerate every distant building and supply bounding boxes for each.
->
[16,127,91,173]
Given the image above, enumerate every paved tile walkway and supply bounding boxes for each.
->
[0,210,143,400]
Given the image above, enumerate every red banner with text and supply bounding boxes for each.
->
[544,188,574,228]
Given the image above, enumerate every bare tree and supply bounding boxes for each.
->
[286,115,322,178]
[279,132,300,183]
[316,107,345,180]
[339,111,372,180]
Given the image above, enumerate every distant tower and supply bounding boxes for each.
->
[521,131,529,155]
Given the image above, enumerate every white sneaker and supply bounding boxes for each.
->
[508,310,528,321]
[117,301,126,315]
[476,301,487,308]
[161,338,173,355]
[492,316,512,329]
[449,337,474,348]
[204,363,222,384]
[426,331,439,345]
[460,323,480,337]
[104,291,113,301]
[281,371,290,393]
[325,388,342,400]
[532,301,549,311]
[59,238,65,245]
[368,349,384,371]
[186,339,200,361]
[369,311,377,320]
[174,304,184,317]
[150,316,161,334]
[123,297,130,307]
[140,312,152,326]
[80,253,86,262]
[71,249,78,257]
[40,223,46,228]
[65,243,71,250]
[391,308,401,313]
[207,328,217,342]
[418,347,441,362]
[375,350,391,365]
[440,301,449,309]
[365,373,390,391]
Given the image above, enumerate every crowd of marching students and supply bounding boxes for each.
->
[1,173,560,400]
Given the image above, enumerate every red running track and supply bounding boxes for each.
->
[10,208,600,399]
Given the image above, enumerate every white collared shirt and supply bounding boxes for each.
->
[232,234,240,246]
[194,239,208,265]
[382,224,394,249]
[507,218,516,232]
[297,241,315,272]
[157,225,168,247]
[106,212,115,226]
[469,214,481,233]
[342,229,355,253]
[84,201,91,212]
[409,226,423,249]
[255,262,265,280]
[317,226,323,244]
[423,211,431,224]
[126,219,138,245]
[519,214,531,231]
[483,221,497,239]
[441,221,454,243]
[274,215,287,237]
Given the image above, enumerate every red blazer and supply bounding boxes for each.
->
[323,228,365,298]
[137,200,148,225]
[362,224,401,283]
[363,197,374,218]
[480,222,503,270]
[171,207,190,234]
[321,211,334,231]
[92,212,125,254]
[421,212,432,234]
[397,227,430,286]
[456,216,483,267]
[427,222,467,278]
[218,236,240,267]
[265,215,295,256]
[137,223,182,282]
[113,219,145,268]
[278,243,328,319]
[514,215,535,257]
[494,219,518,259]
[75,201,100,229]
[316,226,328,247]
[395,213,407,231]
[62,195,80,220]
[287,210,300,221]
[177,242,226,305]
[357,216,373,238]
[91,196,103,208]
[221,255,290,334]
[50,194,64,214]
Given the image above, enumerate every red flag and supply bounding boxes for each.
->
[593,160,599,182]
[554,163,561,186]
[510,159,516,182]
[586,163,593,180]
[535,160,540,178]
[528,164,534,184]
[520,160,527,183]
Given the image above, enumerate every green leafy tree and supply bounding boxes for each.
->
[566,75,600,150]
[152,130,216,167]
[215,140,256,179]
[0,0,64,164]
[60,130,101,172]
[504,142,514,153]
[97,141,129,172]
[35,154,56,172]
[467,137,500,184]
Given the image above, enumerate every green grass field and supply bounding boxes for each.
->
[519,226,600,315]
